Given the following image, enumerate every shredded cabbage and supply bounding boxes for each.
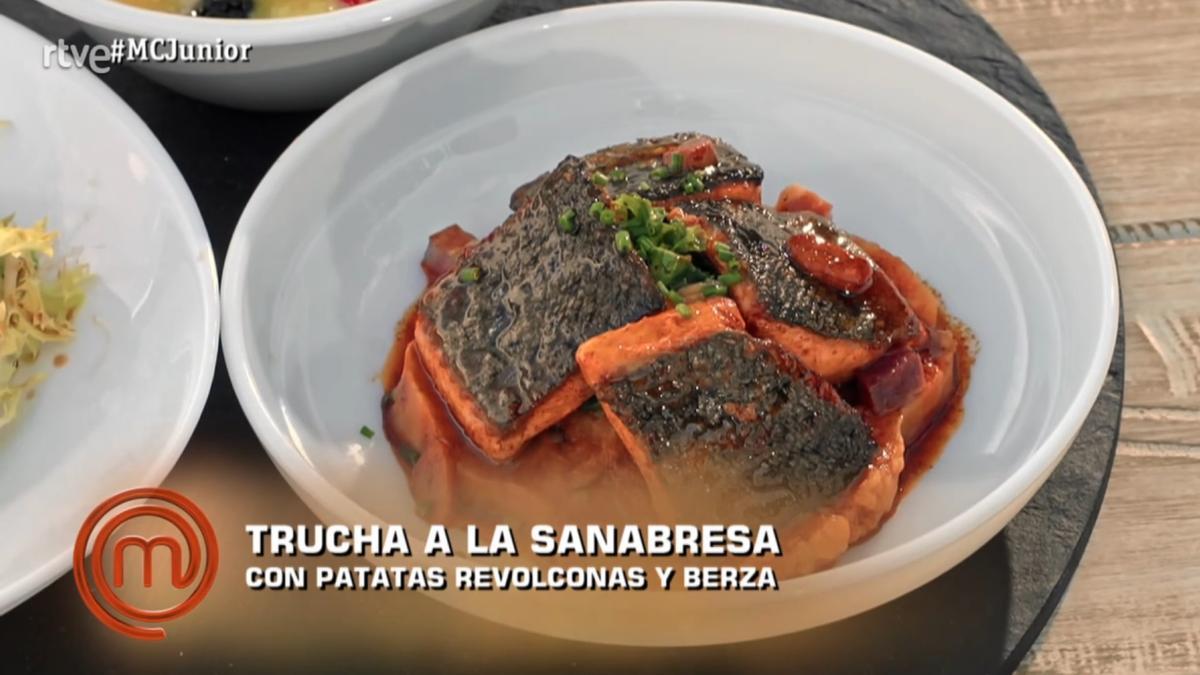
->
[0,215,89,430]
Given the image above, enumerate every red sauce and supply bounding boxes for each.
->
[379,306,418,393]
[381,303,972,521]
[898,323,975,498]
[379,208,975,575]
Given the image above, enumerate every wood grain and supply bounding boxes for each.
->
[1120,239,1200,408]
[1018,242,1200,672]
[1018,454,1200,674]
[972,0,1200,227]
[968,2,1200,671]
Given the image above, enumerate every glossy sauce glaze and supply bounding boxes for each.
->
[379,270,971,530]
[896,325,973,497]
[377,135,972,576]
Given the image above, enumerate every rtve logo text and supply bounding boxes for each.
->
[73,488,218,640]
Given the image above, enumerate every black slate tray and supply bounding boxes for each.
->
[0,0,1123,673]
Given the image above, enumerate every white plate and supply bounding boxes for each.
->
[37,0,502,111]
[0,17,219,613]
[222,1,1117,645]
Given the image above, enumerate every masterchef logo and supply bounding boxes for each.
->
[73,488,218,640]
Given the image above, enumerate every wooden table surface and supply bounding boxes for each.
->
[968,1,1200,672]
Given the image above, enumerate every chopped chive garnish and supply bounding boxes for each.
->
[607,191,743,298]
[591,171,609,186]
[614,230,633,253]
[558,208,577,233]
[726,258,741,272]
[589,200,605,217]
[715,242,734,262]
[614,194,649,226]
[682,172,705,195]
[360,425,376,439]
[610,168,627,182]
[637,236,657,259]
[672,226,705,254]
[675,303,693,318]
[655,248,682,275]
[649,166,671,181]
[657,281,685,305]
[637,181,652,192]
[458,266,481,283]
[669,153,684,174]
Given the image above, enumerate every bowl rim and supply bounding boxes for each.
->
[0,15,220,613]
[221,0,1118,615]
[35,0,457,46]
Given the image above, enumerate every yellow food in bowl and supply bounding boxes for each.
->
[0,216,89,431]
[115,0,364,18]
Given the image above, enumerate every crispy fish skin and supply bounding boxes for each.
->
[684,201,919,382]
[386,342,651,526]
[774,412,905,577]
[689,202,879,339]
[577,298,879,523]
[509,132,764,210]
[417,156,665,461]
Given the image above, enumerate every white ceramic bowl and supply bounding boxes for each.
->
[0,16,219,613]
[36,0,502,111]
[222,1,1118,645]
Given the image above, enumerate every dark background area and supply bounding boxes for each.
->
[0,0,1122,673]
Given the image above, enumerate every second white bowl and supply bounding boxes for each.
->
[36,0,501,111]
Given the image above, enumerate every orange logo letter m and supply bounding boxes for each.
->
[113,536,191,589]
